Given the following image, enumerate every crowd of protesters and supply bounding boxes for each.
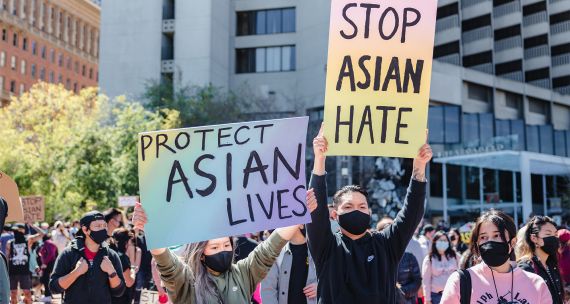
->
[1,129,570,304]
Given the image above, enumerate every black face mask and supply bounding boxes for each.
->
[479,241,511,267]
[338,210,370,235]
[203,251,233,273]
[541,236,560,256]
[88,229,108,245]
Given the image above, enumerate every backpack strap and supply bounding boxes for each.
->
[458,269,472,304]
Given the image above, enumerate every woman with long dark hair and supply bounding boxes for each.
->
[111,228,137,304]
[441,209,552,304]
[132,203,301,304]
[449,228,467,254]
[516,216,565,304]
[422,231,459,304]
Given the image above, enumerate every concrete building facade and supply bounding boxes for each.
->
[99,0,570,225]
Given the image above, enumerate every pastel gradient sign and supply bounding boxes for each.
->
[138,117,310,249]
[323,0,437,158]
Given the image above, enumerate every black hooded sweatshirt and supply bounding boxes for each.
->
[49,237,126,304]
[307,174,426,304]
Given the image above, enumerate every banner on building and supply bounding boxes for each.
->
[323,0,437,157]
[21,196,45,223]
[0,171,24,222]
[138,117,311,249]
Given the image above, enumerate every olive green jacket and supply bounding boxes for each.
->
[154,232,287,304]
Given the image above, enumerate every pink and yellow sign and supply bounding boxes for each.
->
[138,117,310,249]
[323,0,437,158]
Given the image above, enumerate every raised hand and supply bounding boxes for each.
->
[412,130,432,182]
[306,188,318,213]
[132,202,148,231]
[312,123,328,160]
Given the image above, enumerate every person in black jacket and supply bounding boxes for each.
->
[516,215,565,304]
[377,218,422,304]
[49,211,126,304]
[306,126,431,304]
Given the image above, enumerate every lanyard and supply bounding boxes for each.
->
[489,265,514,304]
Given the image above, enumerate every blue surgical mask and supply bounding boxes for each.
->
[435,240,449,251]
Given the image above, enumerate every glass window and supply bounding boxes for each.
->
[282,8,295,33]
[0,52,4,67]
[20,60,26,75]
[539,125,553,154]
[266,47,281,72]
[19,84,24,95]
[528,98,548,115]
[498,170,514,202]
[428,107,444,143]
[495,119,510,136]
[236,11,254,36]
[430,162,443,197]
[290,46,296,70]
[448,164,462,199]
[510,120,525,150]
[50,49,55,63]
[10,56,16,70]
[12,33,17,47]
[9,80,16,93]
[281,46,292,71]
[554,130,566,156]
[236,48,254,74]
[31,64,36,78]
[479,113,494,145]
[41,46,46,59]
[49,71,54,83]
[22,38,27,50]
[266,10,282,34]
[0,77,3,91]
[567,131,570,158]
[255,48,265,72]
[465,166,481,200]
[32,41,36,55]
[256,11,266,35]
[467,82,492,103]
[463,114,479,147]
[526,125,539,152]
[40,68,45,80]
[445,106,460,143]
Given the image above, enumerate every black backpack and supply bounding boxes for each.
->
[458,269,472,304]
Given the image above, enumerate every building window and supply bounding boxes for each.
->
[10,56,16,70]
[554,130,567,157]
[0,51,5,67]
[505,92,522,110]
[41,46,46,59]
[22,37,27,50]
[31,41,36,55]
[31,64,36,78]
[49,71,54,83]
[0,77,3,91]
[50,49,55,63]
[12,33,18,47]
[75,62,79,73]
[40,68,45,80]
[9,80,16,93]
[82,65,86,76]
[467,82,493,103]
[89,68,93,79]
[20,60,26,75]
[237,8,295,36]
[66,57,71,69]
[526,125,539,152]
[428,105,461,144]
[528,97,549,115]
[463,112,495,147]
[1,29,6,41]
[58,74,62,83]
[73,82,77,93]
[236,45,296,73]
[66,79,70,89]
[19,84,25,95]
[58,54,63,67]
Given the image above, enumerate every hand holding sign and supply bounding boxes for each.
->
[412,130,432,182]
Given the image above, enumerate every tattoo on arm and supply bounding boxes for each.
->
[411,166,426,182]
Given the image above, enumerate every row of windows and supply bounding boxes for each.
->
[0,51,96,79]
[0,76,86,95]
[236,45,296,74]
[0,1,99,57]
[237,8,295,36]
[428,105,568,157]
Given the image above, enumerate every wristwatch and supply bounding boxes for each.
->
[108,271,118,279]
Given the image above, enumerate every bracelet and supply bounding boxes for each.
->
[108,271,118,279]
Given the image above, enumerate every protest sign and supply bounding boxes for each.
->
[140,289,164,304]
[459,222,475,244]
[138,117,310,249]
[118,196,139,207]
[0,171,24,222]
[21,196,45,222]
[323,0,437,157]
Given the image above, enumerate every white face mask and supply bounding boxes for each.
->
[435,240,450,251]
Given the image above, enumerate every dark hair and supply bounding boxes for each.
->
[470,209,516,259]
[103,208,124,224]
[520,216,559,261]
[112,227,133,254]
[450,228,463,244]
[422,224,435,235]
[332,185,368,209]
[429,231,456,261]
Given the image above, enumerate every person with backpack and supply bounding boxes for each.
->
[516,216,565,304]
[49,211,126,303]
[441,209,553,304]
[421,231,460,304]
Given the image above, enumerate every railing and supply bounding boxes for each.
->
[462,26,492,44]
[552,53,570,66]
[435,53,461,65]
[436,15,459,32]
[523,11,547,26]
[528,78,551,89]
[555,85,570,95]
[462,0,490,9]
[494,0,520,18]
[494,36,522,52]
[551,21,570,35]
[470,63,494,74]
[524,45,549,59]
[499,71,524,82]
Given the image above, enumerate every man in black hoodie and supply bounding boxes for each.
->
[306,126,431,304]
[49,211,126,303]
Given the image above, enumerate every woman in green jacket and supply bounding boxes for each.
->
[132,203,302,304]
